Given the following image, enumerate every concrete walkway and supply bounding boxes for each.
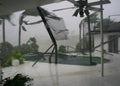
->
[2,53,120,86]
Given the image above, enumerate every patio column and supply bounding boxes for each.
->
[100,0,104,77]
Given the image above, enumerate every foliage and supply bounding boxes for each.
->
[26,37,39,53]
[0,41,26,67]
[58,45,66,53]
[16,37,39,54]
[0,42,14,66]
[3,74,33,86]
[76,37,89,52]
[20,44,31,54]
[11,51,25,64]
[0,14,15,26]
[2,56,14,67]
[2,50,25,67]
[0,42,13,55]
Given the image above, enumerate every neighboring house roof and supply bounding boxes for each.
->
[91,22,120,34]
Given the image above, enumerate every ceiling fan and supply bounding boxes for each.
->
[52,0,111,65]
[22,0,111,25]
[53,0,111,17]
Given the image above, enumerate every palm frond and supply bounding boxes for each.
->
[22,26,27,31]
[0,14,15,26]
[19,15,26,25]
[23,20,43,25]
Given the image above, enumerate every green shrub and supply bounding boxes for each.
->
[2,56,14,67]
[19,57,24,64]
[12,51,25,64]
[58,45,66,53]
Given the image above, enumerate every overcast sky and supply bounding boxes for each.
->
[43,0,120,36]
[0,0,120,51]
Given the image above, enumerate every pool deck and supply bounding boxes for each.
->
[2,53,120,86]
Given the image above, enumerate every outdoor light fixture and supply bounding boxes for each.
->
[79,10,84,17]
[69,0,111,17]
[84,9,89,16]
[73,0,87,17]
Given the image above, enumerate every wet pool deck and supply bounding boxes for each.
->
[2,53,120,86]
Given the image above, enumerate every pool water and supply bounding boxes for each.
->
[25,54,110,66]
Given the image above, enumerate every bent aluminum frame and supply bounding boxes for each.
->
[37,7,58,64]
[32,7,58,66]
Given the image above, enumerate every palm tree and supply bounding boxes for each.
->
[18,7,61,47]
[27,37,39,53]
[18,15,27,47]
[0,14,14,58]
[17,8,42,47]
[0,14,14,43]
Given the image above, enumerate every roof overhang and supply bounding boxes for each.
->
[0,0,59,16]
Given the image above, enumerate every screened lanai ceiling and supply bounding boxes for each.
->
[0,0,67,16]
[0,0,111,16]
[0,0,69,40]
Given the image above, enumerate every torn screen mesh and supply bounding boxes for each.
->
[22,8,69,40]
[46,17,69,40]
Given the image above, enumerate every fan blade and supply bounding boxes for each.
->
[87,6,103,12]
[73,9,79,16]
[53,7,76,12]
[88,0,111,6]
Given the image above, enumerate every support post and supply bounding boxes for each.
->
[37,7,58,64]
[0,60,2,83]
[49,47,55,63]
[87,14,93,65]
[100,0,104,77]
[85,0,92,65]
[79,22,82,50]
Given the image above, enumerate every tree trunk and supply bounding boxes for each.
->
[3,19,5,44]
[18,24,22,47]
[2,19,6,58]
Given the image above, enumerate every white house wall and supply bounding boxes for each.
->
[118,37,120,54]
[93,34,108,56]
[93,32,120,56]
